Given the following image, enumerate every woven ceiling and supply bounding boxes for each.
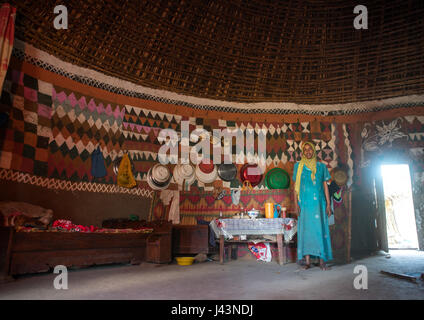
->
[9,0,424,104]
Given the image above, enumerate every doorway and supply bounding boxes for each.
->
[380,164,419,249]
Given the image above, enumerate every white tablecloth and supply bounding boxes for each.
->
[210,218,297,242]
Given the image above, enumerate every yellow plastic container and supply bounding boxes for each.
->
[265,202,274,219]
[176,257,195,266]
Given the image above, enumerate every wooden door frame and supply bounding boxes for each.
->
[373,165,389,252]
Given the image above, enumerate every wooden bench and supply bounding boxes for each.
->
[0,220,172,282]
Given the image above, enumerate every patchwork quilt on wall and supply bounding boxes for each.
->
[0,70,52,176]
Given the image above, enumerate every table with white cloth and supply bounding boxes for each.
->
[209,218,297,265]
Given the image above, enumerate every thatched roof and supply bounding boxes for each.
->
[9,0,424,104]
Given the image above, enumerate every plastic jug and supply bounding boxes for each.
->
[273,204,282,218]
[264,202,274,218]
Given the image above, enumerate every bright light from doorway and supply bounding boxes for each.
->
[381,164,419,249]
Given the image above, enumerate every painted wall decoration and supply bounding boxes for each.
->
[6,42,422,198]
[0,55,396,209]
[0,67,153,198]
[0,167,153,198]
[0,69,52,176]
[344,123,363,186]
[405,116,424,171]
[121,103,345,191]
[0,64,347,198]
[362,118,408,152]
[361,116,424,170]
[122,104,182,182]
[48,85,125,184]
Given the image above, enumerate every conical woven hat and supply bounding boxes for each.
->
[332,167,348,187]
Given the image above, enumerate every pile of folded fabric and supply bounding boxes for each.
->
[52,219,99,232]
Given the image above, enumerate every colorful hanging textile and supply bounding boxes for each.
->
[91,147,107,178]
[0,3,16,91]
[117,153,137,188]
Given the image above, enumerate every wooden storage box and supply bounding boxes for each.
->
[146,231,172,264]
[102,219,173,264]
[172,225,209,255]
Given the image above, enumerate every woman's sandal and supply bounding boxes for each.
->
[301,263,311,270]
[320,262,331,271]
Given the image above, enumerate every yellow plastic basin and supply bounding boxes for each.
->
[176,257,195,266]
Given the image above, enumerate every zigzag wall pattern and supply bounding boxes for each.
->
[0,168,154,198]
[0,65,362,194]
[48,86,125,184]
[122,104,343,189]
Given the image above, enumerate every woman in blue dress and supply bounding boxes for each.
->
[292,141,333,270]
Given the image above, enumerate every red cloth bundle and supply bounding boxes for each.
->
[50,219,154,233]
[52,219,98,232]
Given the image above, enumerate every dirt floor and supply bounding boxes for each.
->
[0,250,423,300]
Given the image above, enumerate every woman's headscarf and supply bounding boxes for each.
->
[295,141,317,201]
